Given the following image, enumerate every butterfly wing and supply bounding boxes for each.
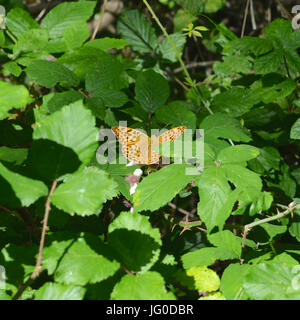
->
[112,126,160,165]
[157,126,187,144]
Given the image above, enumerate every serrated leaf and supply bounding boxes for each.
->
[45,232,120,286]
[41,90,84,114]
[187,266,220,292]
[108,211,162,273]
[85,52,128,92]
[155,101,196,129]
[182,247,238,269]
[291,118,300,140]
[27,60,79,88]
[6,8,39,39]
[135,69,170,113]
[157,33,186,62]
[197,166,231,232]
[34,283,86,300]
[133,164,194,212]
[208,230,242,257]
[85,37,129,51]
[0,161,48,208]
[117,9,157,53]
[217,145,260,164]
[200,113,251,142]
[41,1,96,40]
[111,271,176,299]
[14,28,49,53]
[0,81,31,120]
[244,263,300,299]
[25,139,81,183]
[64,21,90,50]
[33,100,98,164]
[51,167,118,216]
[220,263,251,300]
[0,146,28,165]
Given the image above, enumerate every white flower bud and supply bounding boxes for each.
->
[133,168,143,177]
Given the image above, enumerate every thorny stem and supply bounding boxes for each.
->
[242,202,300,248]
[12,180,58,300]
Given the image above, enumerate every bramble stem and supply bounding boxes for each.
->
[242,202,300,248]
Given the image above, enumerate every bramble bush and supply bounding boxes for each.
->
[0,0,300,300]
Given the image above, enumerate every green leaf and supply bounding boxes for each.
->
[0,81,31,120]
[25,139,81,183]
[178,0,225,14]
[135,69,170,113]
[244,263,300,299]
[6,8,39,39]
[0,161,48,208]
[200,113,251,142]
[43,232,120,286]
[3,61,22,77]
[208,230,242,257]
[224,36,273,56]
[212,87,261,117]
[117,9,157,53]
[220,263,251,300]
[291,118,300,140]
[0,146,28,165]
[217,145,260,164]
[27,60,79,88]
[157,33,186,62]
[85,37,129,51]
[85,52,128,92]
[249,191,273,216]
[41,1,96,40]
[33,100,98,164]
[14,28,49,53]
[186,266,220,292]
[111,271,176,299]
[197,167,231,232]
[173,9,197,32]
[51,167,119,216]
[64,21,90,50]
[155,101,196,129]
[92,89,129,108]
[40,90,84,114]
[223,164,262,191]
[254,50,282,74]
[108,211,162,273]
[182,247,238,269]
[214,55,252,76]
[133,164,195,212]
[258,222,287,240]
[34,283,86,300]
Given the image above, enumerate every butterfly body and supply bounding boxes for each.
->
[112,126,186,165]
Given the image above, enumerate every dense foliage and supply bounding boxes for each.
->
[0,0,300,300]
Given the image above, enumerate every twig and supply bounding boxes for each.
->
[32,180,57,279]
[12,180,57,300]
[35,8,47,22]
[168,202,194,218]
[91,0,108,40]
[241,0,250,38]
[242,202,300,248]
[173,61,214,74]
[249,0,257,31]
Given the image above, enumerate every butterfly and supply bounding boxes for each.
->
[111,126,187,165]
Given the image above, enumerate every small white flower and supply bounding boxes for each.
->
[129,182,138,195]
[133,168,143,177]
[130,207,134,213]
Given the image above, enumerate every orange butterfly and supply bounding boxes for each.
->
[111,126,187,165]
